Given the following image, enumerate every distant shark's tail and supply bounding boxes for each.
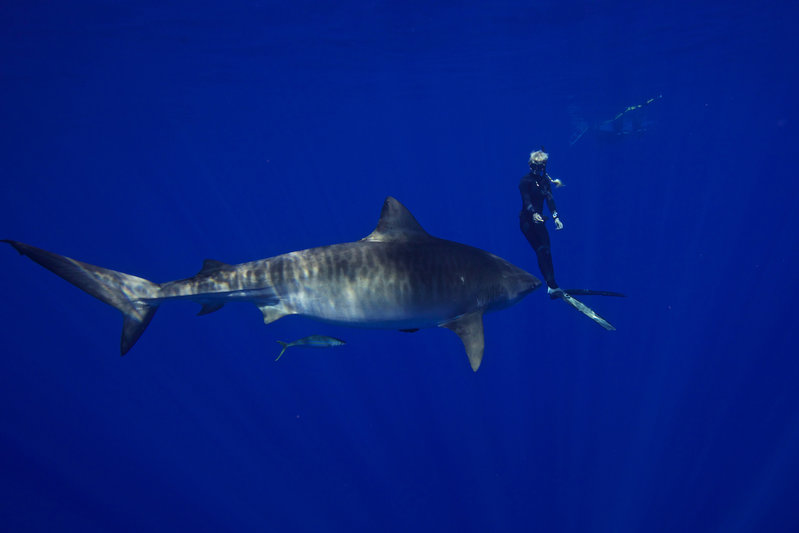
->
[3,240,161,354]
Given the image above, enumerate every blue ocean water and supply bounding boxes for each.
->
[1,1,797,531]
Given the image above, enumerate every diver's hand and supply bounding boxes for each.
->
[554,217,564,230]
[532,213,544,224]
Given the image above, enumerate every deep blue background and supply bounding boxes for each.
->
[1,1,797,531]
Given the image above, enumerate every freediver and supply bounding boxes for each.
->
[518,148,624,329]
[519,149,566,299]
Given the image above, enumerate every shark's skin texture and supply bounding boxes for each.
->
[3,197,541,371]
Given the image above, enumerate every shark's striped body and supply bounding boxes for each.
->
[3,197,541,371]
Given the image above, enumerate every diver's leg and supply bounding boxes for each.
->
[533,231,558,289]
[520,216,558,289]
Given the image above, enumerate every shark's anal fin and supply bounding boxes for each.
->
[197,303,225,316]
[441,311,485,372]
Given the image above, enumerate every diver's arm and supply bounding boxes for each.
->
[543,184,564,230]
[541,178,557,215]
[547,173,564,188]
[545,193,557,215]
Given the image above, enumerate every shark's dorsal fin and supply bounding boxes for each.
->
[440,311,485,372]
[362,197,432,243]
[197,259,233,276]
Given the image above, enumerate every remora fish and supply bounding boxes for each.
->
[275,335,346,361]
[2,197,541,371]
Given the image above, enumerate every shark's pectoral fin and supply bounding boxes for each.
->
[441,311,485,372]
[197,303,225,316]
[258,304,288,325]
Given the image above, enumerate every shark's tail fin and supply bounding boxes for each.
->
[3,240,161,354]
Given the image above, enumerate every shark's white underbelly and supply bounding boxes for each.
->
[281,282,465,328]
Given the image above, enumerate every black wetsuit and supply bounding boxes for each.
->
[519,170,559,289]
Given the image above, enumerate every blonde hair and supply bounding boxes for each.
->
[528,150,549,165]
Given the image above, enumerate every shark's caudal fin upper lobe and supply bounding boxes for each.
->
[2,240,160,354]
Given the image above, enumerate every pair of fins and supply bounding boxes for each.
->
[556,289,626,331]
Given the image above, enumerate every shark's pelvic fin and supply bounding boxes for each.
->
[2,240,160,354]
[362,197,432,243]
[441,311,485,372]
[259,304,288,325]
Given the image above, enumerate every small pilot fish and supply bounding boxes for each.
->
[274,335,347,361]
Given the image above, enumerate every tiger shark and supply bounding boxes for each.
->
[3,197,541,371]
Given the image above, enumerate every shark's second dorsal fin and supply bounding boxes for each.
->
[197,259,234,276]
[362,197,432,243]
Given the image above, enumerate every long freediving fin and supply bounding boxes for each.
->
[563,288,626,298]
[558,293,616,331]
